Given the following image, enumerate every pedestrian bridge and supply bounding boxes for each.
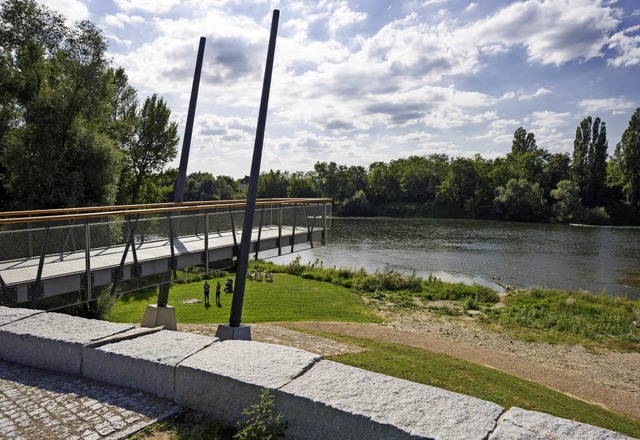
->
[0,198,331,308]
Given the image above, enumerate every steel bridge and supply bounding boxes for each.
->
[0,198,331,309]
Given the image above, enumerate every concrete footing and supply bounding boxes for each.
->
[141,304,177,330]
[215,323,251,341]
[0,306,633,440]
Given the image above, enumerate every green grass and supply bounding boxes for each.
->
[107,273,381,324]
[480,288,640,351]
[314,332,640,439]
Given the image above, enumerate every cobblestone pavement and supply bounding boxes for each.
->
[0,360,181,440]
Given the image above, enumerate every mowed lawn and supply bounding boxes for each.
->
[107,274,381,324]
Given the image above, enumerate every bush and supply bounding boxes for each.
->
[352,266,422,293]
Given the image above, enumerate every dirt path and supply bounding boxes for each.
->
[179,315,640,421]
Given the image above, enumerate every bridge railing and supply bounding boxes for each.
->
[0,198,332,308]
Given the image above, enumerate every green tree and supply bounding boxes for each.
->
[573,116,608,205]
[367,161,400,204]
[287,171,316,198]
[540,153,571,201]
[494,178,546,222]
[257,169,289,198]
[612,108,640,207]
[511,127,537,155]
[0,0,121,209]
[550,180,582,223]
[437,157,479,208]
[122,94,179,203]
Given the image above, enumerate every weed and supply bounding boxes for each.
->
[234,389,285,440]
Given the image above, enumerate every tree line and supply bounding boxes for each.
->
[247,112,640,225]
[2,0,639,225]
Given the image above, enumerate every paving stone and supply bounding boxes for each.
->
[0,360,181,440]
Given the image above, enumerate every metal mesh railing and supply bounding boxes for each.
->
[0,198,332,309]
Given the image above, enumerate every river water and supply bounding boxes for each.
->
[269,217,640,299]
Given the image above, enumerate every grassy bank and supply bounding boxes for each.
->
[108,272,380,324]
[109,258,640,351]
[318,333,640,439]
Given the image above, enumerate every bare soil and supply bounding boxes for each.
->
[179,310,640,420]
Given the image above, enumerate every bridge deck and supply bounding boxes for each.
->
[0,225,322,304]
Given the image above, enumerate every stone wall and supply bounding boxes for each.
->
[0,307,632,439]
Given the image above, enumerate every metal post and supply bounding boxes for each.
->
[174,36,206,203]
[229,9,279,328]
[85,220,92,302]
[204,212,210,272]
[157,36,206,308]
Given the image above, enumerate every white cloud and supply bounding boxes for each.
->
[465,3,477,12]
[103,13,145,29]
[463,0,621,65]
[578,97,635,113]
[518,87,552,101]
[608,26,640,67]
[530,111,572,129]
[114,0,182,14]
[327,2,367,37]
[37,0,89,22]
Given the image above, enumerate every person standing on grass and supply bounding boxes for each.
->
[203,281,210,303]
[215,281,221,303]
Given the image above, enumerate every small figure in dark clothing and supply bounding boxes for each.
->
[203,281,210,303]
[215,281,221,302]
[225,278,233,293]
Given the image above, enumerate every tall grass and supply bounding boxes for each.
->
[481,289,640,350]
[277,256,497,310]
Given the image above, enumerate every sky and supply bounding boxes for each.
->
[40,0,640,179]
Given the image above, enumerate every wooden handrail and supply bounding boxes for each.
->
[0,198,332,226]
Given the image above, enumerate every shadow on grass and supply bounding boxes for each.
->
[118,287,158,303]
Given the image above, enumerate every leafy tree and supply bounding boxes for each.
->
[550,180,582,223]
[313,161,367,202]
[287,171,316,198]
[511,127,537,155]
[122,94,179,203]
[494,179,546,222]
[540,153,571,200]
[367,161,401,204]
[257,169,288,198]
[0,0,121,208]
[338,190,375,216]
[394,155,448,203]
[573,116,608,205]
[612,108,640,207]
[437,157,479,208]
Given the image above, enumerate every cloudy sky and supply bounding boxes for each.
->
[42,0,640,179]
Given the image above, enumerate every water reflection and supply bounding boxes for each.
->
[269,217,640,299]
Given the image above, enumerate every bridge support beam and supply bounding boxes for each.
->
[222,9,279,338]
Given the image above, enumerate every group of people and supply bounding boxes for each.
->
[203,278,234,304]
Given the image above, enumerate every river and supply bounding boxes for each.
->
[269,217,640,299]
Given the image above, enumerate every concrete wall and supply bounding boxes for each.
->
[0,307,633,439]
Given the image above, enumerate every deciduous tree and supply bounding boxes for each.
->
[613,108,640,207]
[573,116,608,205]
